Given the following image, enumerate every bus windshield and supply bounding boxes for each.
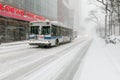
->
[30,26,39,34]
[41,26,50,35]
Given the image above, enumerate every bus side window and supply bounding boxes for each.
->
[57,27,60,36]
[52,25,57,36]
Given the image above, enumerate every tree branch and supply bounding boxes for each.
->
[96,0,106,6]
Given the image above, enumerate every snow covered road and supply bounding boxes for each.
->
[0,36,92,80]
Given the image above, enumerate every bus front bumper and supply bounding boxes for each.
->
[29,40,51,46]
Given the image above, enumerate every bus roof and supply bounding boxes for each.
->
[30,21,73,29]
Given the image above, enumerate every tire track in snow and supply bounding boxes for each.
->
[0,44,31,54]
[0,38,86,64]
[54,40,92,80]
[0,39,86,80]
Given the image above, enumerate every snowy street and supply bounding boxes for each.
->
[0,36,92,80]
[1,0,120,80]
[0,36,120,80]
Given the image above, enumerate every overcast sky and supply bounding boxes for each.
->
[67,0,101,34]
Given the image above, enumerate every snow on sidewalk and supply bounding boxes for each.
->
[79,36,120,80]
[0,40,28,47]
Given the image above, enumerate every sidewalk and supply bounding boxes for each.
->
[80,36,120,80]
[0,40,28,47]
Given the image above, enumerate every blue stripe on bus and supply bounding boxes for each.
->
[44,36,62,39]
[51,36,62,39]
[51,36,57,39]
[44,37,51,39]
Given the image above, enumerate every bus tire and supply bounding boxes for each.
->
[47,44,51,48]
[55,39,59,46]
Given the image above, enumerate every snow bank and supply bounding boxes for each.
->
[79,36,120,80]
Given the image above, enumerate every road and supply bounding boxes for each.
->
[0,36,92,80]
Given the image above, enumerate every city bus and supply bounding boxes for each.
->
[29,21,73,47]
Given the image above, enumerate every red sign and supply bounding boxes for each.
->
[0,3,46,21]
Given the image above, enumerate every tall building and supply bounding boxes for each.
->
[57,0,74,28]
[38,0,57,21]
[0,0,57,42]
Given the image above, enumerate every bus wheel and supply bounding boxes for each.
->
[47,44,51,48]
[55,39,59,46]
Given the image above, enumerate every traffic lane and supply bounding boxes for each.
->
[17,38,92,80]
[0,36,92,80]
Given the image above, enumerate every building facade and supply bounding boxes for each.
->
[0,0,57,43]
[0,0,57,21]
[57,0,74,28]
[0,0,74,43]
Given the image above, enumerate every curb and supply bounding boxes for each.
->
[0,41,28,47]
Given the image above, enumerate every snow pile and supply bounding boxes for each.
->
[79,36,120,80]
[105,44,120,72]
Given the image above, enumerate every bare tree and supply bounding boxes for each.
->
[96,0,120,36]
[86,10,103,36]
[96,0,109,37]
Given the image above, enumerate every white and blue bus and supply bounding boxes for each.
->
[29,21,73,47]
